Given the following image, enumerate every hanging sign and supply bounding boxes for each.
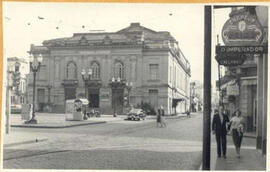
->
[215,53,246,66]
[222,10,264,46]
[227,81,239,96]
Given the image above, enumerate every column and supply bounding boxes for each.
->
[262,54,268,155]
[256,56,263,150]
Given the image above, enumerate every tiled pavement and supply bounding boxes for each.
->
[210,137,266,170]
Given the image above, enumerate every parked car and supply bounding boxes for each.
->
[126,108,146,121]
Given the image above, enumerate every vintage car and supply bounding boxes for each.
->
[126,108,146,121]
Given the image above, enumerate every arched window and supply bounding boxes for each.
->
[91,62,100,79]
[114,61,124,79]
[67,61,77,79]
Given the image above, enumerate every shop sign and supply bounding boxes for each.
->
[227,83,239,96]
[222,10,264,46]
[215,53,246,66]
[216,45,267,54]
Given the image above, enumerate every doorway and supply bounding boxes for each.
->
[112,89,124,114]
[88,89,99,108]
[37,88,45,111]
[149,89,158,109]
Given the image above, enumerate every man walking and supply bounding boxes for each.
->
[157,106,166,127]
[212,107,230,158]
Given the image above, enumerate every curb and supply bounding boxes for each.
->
[146,115,189,120]
[11,121,106,129]
[4,138,48,148]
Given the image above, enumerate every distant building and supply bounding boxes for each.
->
[27,23,191,115]
[7,57,28,108]
[190,81,203,112]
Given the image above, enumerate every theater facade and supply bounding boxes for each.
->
[27,23,191,115]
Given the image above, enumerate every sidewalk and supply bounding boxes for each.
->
[4,113,125,147]
[210,142,266,170]
[9,113,125,129]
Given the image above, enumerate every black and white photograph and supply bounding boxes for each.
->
[1,2,268,171]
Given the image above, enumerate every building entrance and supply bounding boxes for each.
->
[88,89,99,108]
[112,89,124,114]
[37,88,45,111]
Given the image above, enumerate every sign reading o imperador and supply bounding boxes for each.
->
[222,10,264,46]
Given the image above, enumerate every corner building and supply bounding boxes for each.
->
[28,23,191,115]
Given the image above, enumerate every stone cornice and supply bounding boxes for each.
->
[47,43,143,50]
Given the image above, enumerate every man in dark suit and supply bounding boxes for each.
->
[212,107,230,159]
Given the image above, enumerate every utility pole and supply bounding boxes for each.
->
[202,5,212,170]
[5,71,11,134]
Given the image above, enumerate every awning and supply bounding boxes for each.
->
[172,98,185,107]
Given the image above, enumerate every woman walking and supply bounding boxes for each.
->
[157,106,166,127]
[229,109,245,158]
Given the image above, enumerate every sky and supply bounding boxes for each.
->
[3,2,235,89]
[3,2,205,81]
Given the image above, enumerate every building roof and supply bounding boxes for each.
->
[31,23,190,74]
[42,23,176,47]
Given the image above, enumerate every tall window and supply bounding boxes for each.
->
[115,62,124,79]
[67,61,77,79]
[170,66,173,83]
[149,64,159,80]
[91,62,100,79]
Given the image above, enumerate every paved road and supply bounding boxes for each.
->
[4,113,203,170]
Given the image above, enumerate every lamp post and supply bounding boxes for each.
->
[126,81,133,106]
[26,54,43,124]
[81,68,92,98]
[5,66,13,133]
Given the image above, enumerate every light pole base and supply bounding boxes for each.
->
[25,118,38,124]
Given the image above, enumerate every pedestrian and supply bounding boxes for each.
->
[159,106,166,127]
[212,106,230,159]
[157,106,166,127]
[229,109,245,158]
[28,103,33,119]
[186,110,191,118]
[156,107,162,127]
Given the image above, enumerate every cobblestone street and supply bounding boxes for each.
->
[3,112,203,170]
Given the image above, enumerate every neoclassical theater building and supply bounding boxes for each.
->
[27,23,191,115]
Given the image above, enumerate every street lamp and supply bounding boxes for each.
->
[25,54,43,124]
[126,81,133,106]
[81,68,92,98]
